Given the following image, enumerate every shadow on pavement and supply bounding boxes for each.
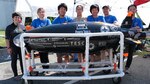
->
[0,48,11,63]
[0,77,21,84]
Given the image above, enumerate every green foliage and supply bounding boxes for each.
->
[0,31,6,47]
[47,17,55,22]
[0,30,5,35]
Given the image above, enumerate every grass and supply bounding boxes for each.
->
[134,43,150,56]
[0,30,6,47]
[0,30,5,35]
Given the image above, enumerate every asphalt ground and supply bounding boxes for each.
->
[0,49,150,84]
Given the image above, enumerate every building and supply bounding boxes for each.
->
[0,0,16,30]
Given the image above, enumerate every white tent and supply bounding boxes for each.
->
[15,0,150,28]
[0,0,16,30]
[15,0,97,19]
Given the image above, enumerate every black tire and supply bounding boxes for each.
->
[112,77,122,84]
[102,65,111,74]
[30,71,39,76]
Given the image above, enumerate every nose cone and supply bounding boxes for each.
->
[13,34,21,47]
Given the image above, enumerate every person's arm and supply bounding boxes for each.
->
[67,16,73,22]
[113,16,120,26]
[52,18,57,24]
[137,18,143,32]
[6,39,12,54]
[52,17,60,24]
[5,27,12,54]
[133,26,142,32]
[86,16,91,22]
[31,19,36,29]
[47,19,51,25]
[137,18,143,29]
[6,39,10,48]
[131,18,143,32]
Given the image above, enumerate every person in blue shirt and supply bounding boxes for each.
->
[31,8,51,28]
[52,3,73,63]
[87,4,104,67]
[102,5,119,25]
[52,3,73,24]
[101,5,120,69]
[132,17,143,30]
[31,8,51,70]
[123,4,143,74]
[87,4,104,22]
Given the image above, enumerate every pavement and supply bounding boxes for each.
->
[0,48,150,84]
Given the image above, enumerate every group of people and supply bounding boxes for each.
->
[5,3,143,80]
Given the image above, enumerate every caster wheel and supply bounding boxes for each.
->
[112,77,122,84]
[30,71,39,76]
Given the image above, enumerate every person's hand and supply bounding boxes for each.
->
[134,26,142,32]
[7,48,12,54]
[130,26,142,33]
[128,31,135,36]
[63,22,67,24]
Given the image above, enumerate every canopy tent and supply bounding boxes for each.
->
[15,0,97,19]
[15,0,150,28]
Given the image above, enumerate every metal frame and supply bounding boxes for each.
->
[20,32,124,84]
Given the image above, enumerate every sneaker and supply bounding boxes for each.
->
[124,68,130,74]
[125,70,129,74]
[143,55,147,58]
[5,55,11,60]
[143,54,150,58]
[44,71,51,76]
[136,50,142,53]
[13,76,21,81]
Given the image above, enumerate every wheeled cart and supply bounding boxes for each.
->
[19,32,124,84]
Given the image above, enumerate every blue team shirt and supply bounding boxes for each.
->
[87,15,104,22]
[132,18,143,29]
[52,16,73,24]
[104,15,117,24]
[31,18,51,28]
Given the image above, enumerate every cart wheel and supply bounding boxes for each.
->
[102,65,111,74]
[30,71,39,76]
[21,79,33,84]
[112,77,122,84]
